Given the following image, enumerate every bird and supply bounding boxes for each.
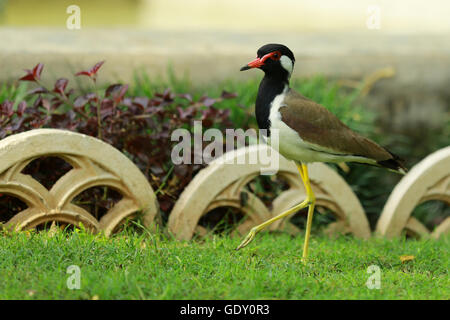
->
[237,43,407,262]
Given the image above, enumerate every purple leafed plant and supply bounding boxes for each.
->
[0,62,237,220]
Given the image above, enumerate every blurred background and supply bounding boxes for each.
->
[1,0,450,32]
[1,0,448,129]
[0,0,448,230]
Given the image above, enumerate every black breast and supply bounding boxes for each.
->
[255,76,287,137]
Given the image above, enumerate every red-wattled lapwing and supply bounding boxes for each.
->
[237,44,407,262]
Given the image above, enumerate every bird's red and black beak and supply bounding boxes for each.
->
[240,51,280,71]
[240,57,264,71]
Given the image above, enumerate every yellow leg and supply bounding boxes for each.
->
[235,196,310,250]
[300,163,315,263]
[236,162,316,257]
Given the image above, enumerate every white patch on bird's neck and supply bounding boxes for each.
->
[265,85,289,146]
[280,55,293,76]
[269,85,289,122]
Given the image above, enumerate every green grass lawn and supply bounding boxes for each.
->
[0,228,448,300]
[1,72,448,300]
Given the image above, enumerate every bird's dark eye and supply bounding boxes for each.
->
[270,51,281,61]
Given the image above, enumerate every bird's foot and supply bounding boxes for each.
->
[236,227,258,251]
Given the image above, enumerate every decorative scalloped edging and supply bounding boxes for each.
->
[376,146,450,239]
[0,129,159,235]
[168,144,371,240]
[4,130,446,241]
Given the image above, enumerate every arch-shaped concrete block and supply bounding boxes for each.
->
[376,146,450,238]
[168,144,370,240]
[0,129,159,235]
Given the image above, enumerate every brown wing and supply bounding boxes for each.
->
[280,89,393,162]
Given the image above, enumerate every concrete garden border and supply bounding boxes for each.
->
[0,129,159,235]
[168,144,371,240]
[1,129,447,240]
[377,147,450,239]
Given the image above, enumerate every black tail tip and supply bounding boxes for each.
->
[377,154,408,175]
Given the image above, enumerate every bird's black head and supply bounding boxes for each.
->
[240,44,295,80]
